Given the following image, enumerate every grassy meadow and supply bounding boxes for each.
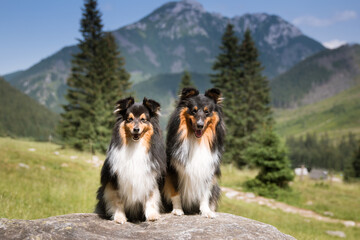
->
[0,137,102,219]
[220,165,360,222]
[0,137,359,239]
[274,84,360,142]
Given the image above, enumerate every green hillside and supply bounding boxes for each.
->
[5,46,76,113]
[271,44,360,108]
[274,83,360,141]
[0,77,59,140]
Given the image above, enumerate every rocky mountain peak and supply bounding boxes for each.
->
[176,0,205,13]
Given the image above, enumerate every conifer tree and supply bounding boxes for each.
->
[211,23,244,165]
[59,0,130,153]
[178,70,195,94]
[239,29,272,135]
[245,130,294,197]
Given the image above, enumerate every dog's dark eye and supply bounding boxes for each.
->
[127,117,133,122]
[192,109,198,114]
[141,118,147,123]
[204,110,209,115]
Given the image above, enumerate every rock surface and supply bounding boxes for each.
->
[0,213,295,240]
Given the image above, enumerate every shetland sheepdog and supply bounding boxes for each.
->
[163,88,225,218]
[95,97,166,223]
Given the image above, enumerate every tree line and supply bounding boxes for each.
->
[286,133,360,181]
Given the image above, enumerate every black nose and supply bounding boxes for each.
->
[133,128,139,133]
[197,123,204,129]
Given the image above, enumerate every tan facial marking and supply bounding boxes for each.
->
[200,112,219,148]
[119,122,130,145]
[141,123,154,151]
[121,112,153,145]
[139,113,147,120]
[178,107,197,141]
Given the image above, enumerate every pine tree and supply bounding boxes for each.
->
[211,23,244,165]
[212,26,273,167]
[178,70,195,94]
[239,29,272,135]
[245,130,294,197]
[58,0,130,153]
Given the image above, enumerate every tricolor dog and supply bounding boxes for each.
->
[163,88,225,218]
[95,97,166,223]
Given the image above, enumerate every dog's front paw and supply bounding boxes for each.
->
[201,210,216,218]
[171,208,184,216]
[146,210,161,222]
[114,212,127,224]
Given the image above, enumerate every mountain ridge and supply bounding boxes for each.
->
[274,83,360,141]
[271,44,360,108]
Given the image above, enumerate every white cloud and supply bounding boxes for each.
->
[335,10,357,21]
[322,39,347,49]
[293,10,357,27]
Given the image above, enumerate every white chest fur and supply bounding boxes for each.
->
[108,141,156,204]
[174,136,219,208]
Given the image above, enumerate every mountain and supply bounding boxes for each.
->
[274,84,360,141]
[4,46,78,113]
[4,0,324,113]
[114,0,324,78]
[0,77,59,140]
[271,44,360,108]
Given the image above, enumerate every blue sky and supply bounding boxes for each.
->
[0,0,359,75]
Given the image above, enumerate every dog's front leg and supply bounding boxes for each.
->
[200,188,216,218]
[104,184,127,224]
[145,189,161,221]
[113,202,127,224]
[171,194,184,216]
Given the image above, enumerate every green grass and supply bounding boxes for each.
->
[219,196,360,240]
[0,137,103,219]
[279,178,360,222]
[219,165,360,239]
[220,165,360,222]
[274,84,360,142]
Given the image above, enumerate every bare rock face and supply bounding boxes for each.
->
[0,213,295,240]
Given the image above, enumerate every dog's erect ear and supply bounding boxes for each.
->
[205,88,222,104]
[143,97,161,116]
[114,97,135,115]
[180,87,199,100]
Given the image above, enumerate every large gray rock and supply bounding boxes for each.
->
[0,213,295,240]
